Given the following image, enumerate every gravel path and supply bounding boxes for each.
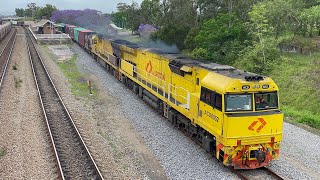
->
[72,43,320,180]
[37,43,167,179]
[0,28,57,179]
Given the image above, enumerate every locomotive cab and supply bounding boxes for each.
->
[200,72,283,169]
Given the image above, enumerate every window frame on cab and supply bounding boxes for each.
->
[224,93,253,112]
[254,91,279,111]
[200,87,223,111]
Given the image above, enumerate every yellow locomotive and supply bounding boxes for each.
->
[85,33,283,169]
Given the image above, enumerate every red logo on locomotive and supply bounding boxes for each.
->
[145,60,153,73]
[248,118,267,132]
[145,60,165,81]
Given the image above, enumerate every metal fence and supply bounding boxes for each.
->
[36,34,71,39]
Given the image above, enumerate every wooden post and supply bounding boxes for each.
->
[87,80,92,95]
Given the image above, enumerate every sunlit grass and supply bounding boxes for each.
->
[270,52,320,128]
[57,54,96,97]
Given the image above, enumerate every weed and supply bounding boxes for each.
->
[14,76,23,88]
[0,147,7,158]
[12,63,17,70]
[101,133,118,152]
[56,54,96,97]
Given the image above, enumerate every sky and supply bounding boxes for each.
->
[0,0,143,16]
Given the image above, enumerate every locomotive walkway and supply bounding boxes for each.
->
[24,27,103,179]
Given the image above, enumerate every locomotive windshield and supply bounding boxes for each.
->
[254,92,278,110]
[225,94,252,112]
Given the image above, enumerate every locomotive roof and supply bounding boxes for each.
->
[112,39,140,48]
[144,48,257,79]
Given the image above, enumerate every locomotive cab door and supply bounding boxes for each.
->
[199,87,223,136]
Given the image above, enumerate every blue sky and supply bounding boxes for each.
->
[0,0,143,15]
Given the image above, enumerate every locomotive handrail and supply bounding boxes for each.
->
[168,84,190,109]
[133,65,166,97]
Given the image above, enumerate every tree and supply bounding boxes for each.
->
[247,3,274,64]
[15,8,24,17]
[27,3,37,17]
[300,5,320,37]
[35,4,57,19]
[114,2,141,31]
[191,13,247,63]
[140,0,160,26]
[24,8,32,17]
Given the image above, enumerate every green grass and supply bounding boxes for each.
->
[0,148,7,158]
[270,52,320,128]
[57,54,96,97]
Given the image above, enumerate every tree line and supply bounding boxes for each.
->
[15,3,57,20]
[111,0,320,74]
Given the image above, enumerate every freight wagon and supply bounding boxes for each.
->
[0,22,12,41]
[66,25,77,38]
[78,29,95,50]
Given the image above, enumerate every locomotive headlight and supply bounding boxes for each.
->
[242,85,250,90]
[253,85,261,89]
[262,84,269,89]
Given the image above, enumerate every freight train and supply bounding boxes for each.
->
[0,22,12,42]
[59,23,283,169]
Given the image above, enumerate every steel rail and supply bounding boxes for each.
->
[230,167,284,180]
[25,27,103,180]
[261,167,284,180]
[0,29,17,90]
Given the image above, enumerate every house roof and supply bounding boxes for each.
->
[34,19,54,27]
[109,23,123,30]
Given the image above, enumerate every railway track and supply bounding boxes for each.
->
[231,167,284,180]
[24,27,103,179]
[0,29,16,90]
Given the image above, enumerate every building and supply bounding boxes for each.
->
[33,19,55,34]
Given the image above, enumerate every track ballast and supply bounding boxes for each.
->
[24,27,103,180]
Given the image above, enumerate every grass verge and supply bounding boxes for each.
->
[283,106,320,129]
[0,148,7,158]
[270,53,320,129]
[57,54,96,97]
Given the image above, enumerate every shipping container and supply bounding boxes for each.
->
[55,23,66,33]
[79,29,95,48]
[66,25,77,37]
[73,27,86,43]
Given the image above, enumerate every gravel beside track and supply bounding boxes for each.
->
[71,43,320,180]
[36,44,167,178]
[0,28,56,179]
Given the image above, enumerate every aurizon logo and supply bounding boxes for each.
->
[145,60,153,73]
[145,60,165,80]
[248,118,267,133]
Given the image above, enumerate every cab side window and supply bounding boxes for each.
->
[214,93,222,111]
[200,87,222,111]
